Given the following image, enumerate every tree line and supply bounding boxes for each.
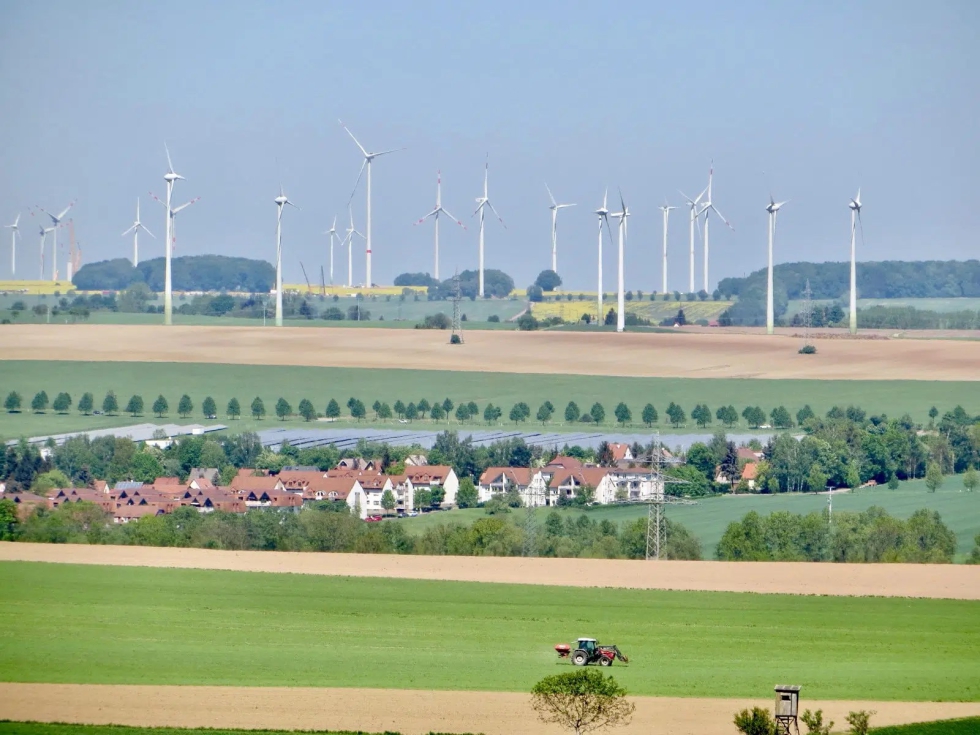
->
[72,255,276,292]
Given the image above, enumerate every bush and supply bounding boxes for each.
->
[487,314,500,322]
[416,312,451,329]
[734,707,778,735]
[799,344,817,354]
[449,334,462,344]
[517,312,539,331]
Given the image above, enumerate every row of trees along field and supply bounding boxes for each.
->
[71,255,276,292]
[716,259,980,326]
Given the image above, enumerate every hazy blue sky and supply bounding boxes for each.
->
[0,0,976,291]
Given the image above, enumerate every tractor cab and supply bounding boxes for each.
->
[577,638,598,653]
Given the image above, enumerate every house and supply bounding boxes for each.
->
[114,505,166,524]
[547,467,613,506]
[10,491,46,519]
[403,465,458,507]
[737,447,764,462]
[336,458,377,472]
[187,477,216,493]
[606,468,664,502]
[608,443,633,463]
[477,467,547,505]
[49,488,115,512]
[545,455,584,471]
[189,468,221,485]
[240,488,304,509]
[740,462,759,490]
[357,474,405,516]
[229,473,286,495]
[404,454,428,467]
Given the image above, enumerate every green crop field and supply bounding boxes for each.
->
[869,718,980,734]
[0,562,977,701]
[0,727,421,735]
[1,360,976,441]
[397,481,980,560]
[786,297,980,317]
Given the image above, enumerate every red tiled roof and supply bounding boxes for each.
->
[609,443,631,462]
[548,467,609,489]
[546,456,583,470]
[403,465,452,483]
[230,475,284,493]
[741,462,759,481]
[478,467,536,486]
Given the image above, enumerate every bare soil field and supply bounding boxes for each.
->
[3,543,977,599]
[1,683,978,735]
[2,324,978,380]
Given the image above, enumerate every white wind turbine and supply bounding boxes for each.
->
[765,194,788,335]
[342,205,365,288]
[324,216,338,286]
[472,156,505,298]
[121,198,154,266]
[594,190,614,324]
[680,186,707,293]
[415,170,466,281]
[4,214,19,277]
[848,189,863,335]
[609,190,631,333]
[658,202,675,294]
[696,162,734,292]
[273,183,299,327]
[37,224,54,280]
[340,120,404,289]
[150,144,199,326]
[546,184,575,274]
[38,200,75,280]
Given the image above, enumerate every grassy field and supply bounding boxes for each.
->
[786,297,980,317]
[1,562,977,700]
[869,718,980,734]
[399,481,980,560]
[1,360,976,441]
[0,728,417,735]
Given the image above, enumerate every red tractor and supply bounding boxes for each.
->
[555,638,629,667]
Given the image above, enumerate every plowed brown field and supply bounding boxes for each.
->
[3,542,978,598]
[3,324,979,379]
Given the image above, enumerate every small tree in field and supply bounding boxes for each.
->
[381,488,396,517]
[801,709,834,735]
[202,396,217,418]
[298,398,317,422]
[963,466,979,492]
[641,403,658,427]
[227,397,241,419]
[325,398,341,419]
[691,403,711,428]
[102,391,119,415]
[78,392,94,415]
[531,669,634,735]
[925,462,943,493]
[177,394,193,418]
[153,395,169,418]
[733,707,778,735]
[614,402,631,426]
[125,395,144,417]
[845,710,874,735]
[275,397,292,421]
[251,397,266,420]
[31,390,49,413]
[4,391,22,413]
[52,392,72,413]
[564,401,580,423]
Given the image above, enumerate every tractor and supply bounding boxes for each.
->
[555,638,629,667]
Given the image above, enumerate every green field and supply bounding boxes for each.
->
[0,728,422,735]
[0,562,977,701]
[1,360,976,441]
[870,718,980,734]
[397,482,980,560]
[786,297,980,317]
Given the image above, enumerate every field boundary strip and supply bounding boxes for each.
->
[1,684,978,735]
[3,543,978,599]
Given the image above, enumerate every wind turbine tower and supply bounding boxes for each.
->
[4,214,19,277]
[343,205,365,288]
[681,187,706,293]
[658,202,675,294]
[765,194,788,335]
[697,163,734,292]
[848,189,863,335]
[472,156,505,298]
[37,225,53,280]
[594,190,612,323]
[274,183,298,327]
[415,171,466,281]
[340,120,403,289]
[121,199,154,267]
[38,200,75,280]
[610,191,630,333]
[325,216,338,285]
[546,184,575,274]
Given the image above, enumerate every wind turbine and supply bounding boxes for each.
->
[274,183,299,327]
[680,186,706,293]
[696,162,734,292]
[848,189,863,335]
[658,202,675,294]
[37,224,54,280]
[546,184,575,274]
[150,144,199,326]
[609,190,631,333]
[765,194,788,335]
[121,198,154,267]
[342,205,365,288]
[324,216,338,286]
[4,214,19,277]
[340,120,403,289]
[594,190,614,324]
[415,170,466,281]
[472,156,505,298]
[38,200,75,280]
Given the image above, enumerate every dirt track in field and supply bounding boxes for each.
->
[3,543,978,599]
[1,684,978,735]
[2,324,978,380]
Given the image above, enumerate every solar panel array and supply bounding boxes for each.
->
[10,422,228,448]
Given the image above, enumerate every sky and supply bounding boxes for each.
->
[0,0,977,292]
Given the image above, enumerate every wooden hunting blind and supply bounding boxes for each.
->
[774,685,801,735]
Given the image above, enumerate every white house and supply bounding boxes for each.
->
[404,465,459,507]
[477,467,547,505]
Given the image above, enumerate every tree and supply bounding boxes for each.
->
[377,402,393,421]
[925,462,943,492]
[614,402,631,426]
[298,398,317,422]
[796,404,815,426]
[535,269,563,292]
[275,398,292,421]
[733,707,778,735]
[405,402,418,421]
[417,398,431,418]
[589,402,605,424]
[442,398,454,414]
[125,394,144,417]
[482,403,496,423]
[641,403,658,427]
[3,390,20,413]
[457,477,478,508]
[431,403,446,421]
[325,399,341,418]
[565,401,581,423]
[102,391,119,415]
[527,284,544,302]
[202,396,217,419]
[517,312,539,330]
[350,399,366,421]
[928,406,939,426]
[31,391,49,413]
[393,400,406,418]
[77,392,94,415]
[381,488,396,516]
[251,397,266,420]
[964,466,979,492]
[800,709,834,735]
[845,711,874,735]
[807,463,828,492]
[455,403,470,422]
[177,394,193,418]
[537,402,554,424]
[152,395,169,418]
[770,405,793,429]
[226,397,241,420]
[0,498,19,541]
[666,401,686,427]
[467,401,478,417]
[510,402,530,424]
[530,670,635,735]
[742,406,766,429]
[691,403,711,428]
[716,405,738,427]
[52,392,72,413]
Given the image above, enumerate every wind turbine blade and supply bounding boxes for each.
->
[679,190,696,205]
[353,229,365,240]
[415,209,439,224]
[172,197,201,214]
[857,210,865,247]
[57,201,76,220]
[486,201,506,228]
[545,183,557,208]
[285,200,299,210]
[711,204,735,231]
[121,225,137,237]
[440,208,467,229]
[13,214,20,227]
[141,224,156,238]
[149,192,167,208]
[371,147,406,158]
[338,120,370,157]
[165,142,174,173]
[472,202,484,218]
[347,159,367,205]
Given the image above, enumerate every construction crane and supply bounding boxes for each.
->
[300,261,312,293]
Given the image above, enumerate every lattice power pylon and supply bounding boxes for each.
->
[523,478,542,557]
[450,270,463,343]
[640,434,697,561]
